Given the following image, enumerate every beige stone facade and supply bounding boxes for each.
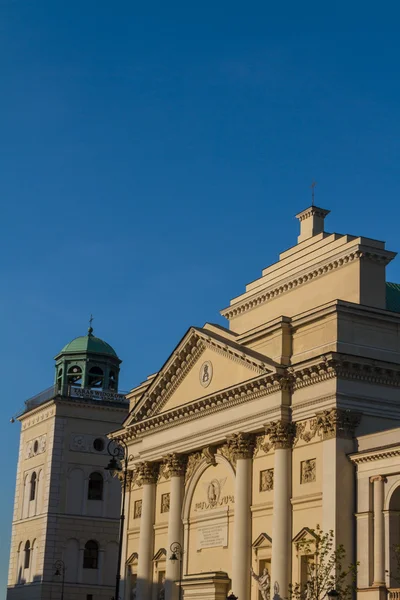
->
[7,337,128,600]
[114,206,400,600]
[350,428,400,600]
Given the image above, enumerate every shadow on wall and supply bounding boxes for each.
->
[125,575,168,600]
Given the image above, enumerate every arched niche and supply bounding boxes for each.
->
[387,483,400,588]
[182,454,235,577]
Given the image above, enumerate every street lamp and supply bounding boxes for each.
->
[169,542,183,600]
[226,593,238,600]
[327,590,339,600]
[106,439,129,600]
[54,560,66,600]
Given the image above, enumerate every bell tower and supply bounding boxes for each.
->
[7,327,128,600]
[54,325,121,394]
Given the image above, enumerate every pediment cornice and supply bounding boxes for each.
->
[127,327,277,426]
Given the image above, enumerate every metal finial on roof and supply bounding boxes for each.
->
[88,314,94,336]
[311,181,317,206]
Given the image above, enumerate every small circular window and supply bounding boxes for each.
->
[33,440,39,454]
[93,438,105,452]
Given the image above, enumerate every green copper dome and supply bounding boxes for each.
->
[59,328,118,358]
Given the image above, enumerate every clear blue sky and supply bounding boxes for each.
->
[2,0,400,595]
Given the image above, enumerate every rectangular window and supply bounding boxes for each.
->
[300,554,315,589]
[86,595,93,600]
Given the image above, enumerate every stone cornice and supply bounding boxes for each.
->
[117,353,400,443]
[349,444,400,464]
[291,354,400,390]
[121,373,285,441]
[221,246,394,320]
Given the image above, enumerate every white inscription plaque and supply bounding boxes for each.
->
[197,523,228,550]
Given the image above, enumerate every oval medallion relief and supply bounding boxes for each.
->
[199,361,213,388]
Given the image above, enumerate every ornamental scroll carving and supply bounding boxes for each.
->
[184,446,217,484]
[264,421,296,449]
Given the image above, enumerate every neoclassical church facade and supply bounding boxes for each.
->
[113,206,400,600]
[7,205,400,600]
[7,328,129,599]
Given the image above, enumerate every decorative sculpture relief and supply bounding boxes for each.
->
[134,500,142,519]
[260,469,274,492]
[26,434,47,458]
[251,567,271,600]
[301,459,316,484]
[184,452,203,484]
[184,446,217,484]
[199,361,213,388]
[254,434,272,456]
[161,493,170,513]
[203,445,217,466]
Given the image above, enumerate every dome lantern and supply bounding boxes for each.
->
[54,323,122,395]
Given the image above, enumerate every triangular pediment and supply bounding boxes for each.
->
[153,548,166,561]
[252,533,272,548]
[126,552,138,566]
[292,527,318,544]
[125,325,278,426]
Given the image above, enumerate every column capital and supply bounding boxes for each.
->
[226,432,255,460]
[315,408,361,440]
[162,452,187,477]
[370,475,386,483]
[265,420,296,449]
[136,461,159,484]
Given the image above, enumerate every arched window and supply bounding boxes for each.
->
[30,472,37,502]
[67,365,82,386]
[24,541,31,569]
[83,540,99,569]
[108,370,116,390]
[88,366,103,389]
[88,472,103,501]
[57,368,63,390]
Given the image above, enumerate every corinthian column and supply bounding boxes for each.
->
[265,421,295,600]
[136,462,158,600]
[371,475,385,586]
[228,432,255,600]
[165,453,187,600]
